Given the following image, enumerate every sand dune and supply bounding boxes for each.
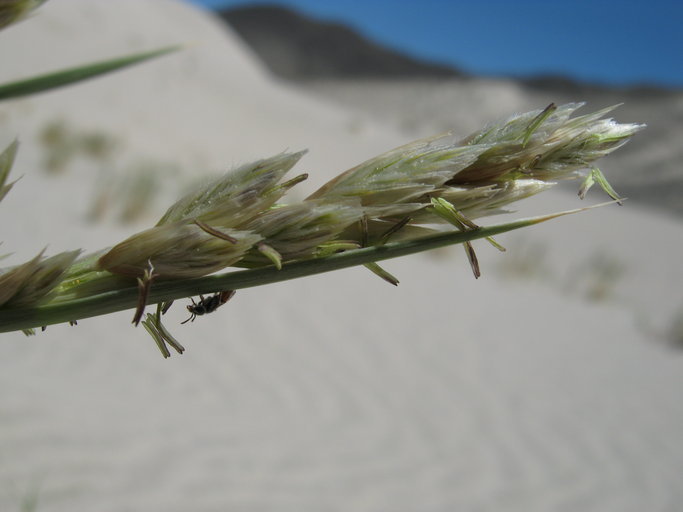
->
[0,1,682,511]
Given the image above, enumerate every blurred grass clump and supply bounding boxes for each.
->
[39,120,117,174]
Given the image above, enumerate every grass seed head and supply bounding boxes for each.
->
[308,134,488,206]
[0,249,81,307]
[157,151,307,227]
[0,0,47,30]
[238,199,365,265]
[98,222,261,279]
[310,104,642,232]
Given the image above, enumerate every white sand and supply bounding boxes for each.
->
[0,1,682,511]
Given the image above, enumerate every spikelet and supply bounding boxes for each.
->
[98,222,260,279]
[238,199,366,268]
[0,0,47,30]
[157,151,307,227]
[0,249,81,307]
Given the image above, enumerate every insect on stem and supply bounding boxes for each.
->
[182,290,236,324]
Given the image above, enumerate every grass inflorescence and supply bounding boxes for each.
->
[0,103,644,355]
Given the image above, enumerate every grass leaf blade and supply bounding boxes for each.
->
[0,46,180,101]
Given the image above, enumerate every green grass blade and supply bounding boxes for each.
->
[0,139,19,203]
[0,203,612,333]
[0,46,180,101]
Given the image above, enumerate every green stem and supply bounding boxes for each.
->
[0,208,587,333]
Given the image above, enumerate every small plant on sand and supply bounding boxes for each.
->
[666,309,683,349]
[0,2,644,356]
[39,119,117,174]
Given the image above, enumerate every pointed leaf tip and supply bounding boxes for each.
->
[364,262,399,286]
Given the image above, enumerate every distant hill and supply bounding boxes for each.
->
[216,5,464,80]
[217,4,681,94]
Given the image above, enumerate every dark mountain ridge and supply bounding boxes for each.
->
[217,5,464,80]
[217,4,679,94]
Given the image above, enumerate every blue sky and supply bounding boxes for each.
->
[188,0,683,88]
